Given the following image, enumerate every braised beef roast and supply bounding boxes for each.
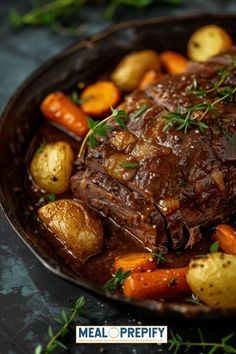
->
[71,49,236,253]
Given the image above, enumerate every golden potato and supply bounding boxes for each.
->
[38,199,103,261]
[30,141,74,194]
[187,253,236,308]
[111,50,160,91]
[187,25,233,62]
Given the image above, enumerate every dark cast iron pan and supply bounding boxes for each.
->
[1,14,236,320]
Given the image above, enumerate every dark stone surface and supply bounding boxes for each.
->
[0,1,236,354]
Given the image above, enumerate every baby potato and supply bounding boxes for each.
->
[187,25,233,62]
[187,253,236,308]
[30,141,74,194]
[111,50,160,91]
[38,199,103,261]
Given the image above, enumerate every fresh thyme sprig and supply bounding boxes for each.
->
[153,251,166,265]
[163,86,236,134]
[103,268,130,290]
[111,107,129,128]
[187,56,236,98]
[169,328,236,354]
[162,102,209,134]
[78,108,128,157]
[35,296,85,354]
[9,0,183,32]
[9,0,84,29]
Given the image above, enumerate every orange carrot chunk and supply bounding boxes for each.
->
[160,51,189,74]
[139,70,163,90]
[213,224,236,256]
[123,267,190,300]
[41,92,89,137]
[113,253,157,274]
[80,80,121,118]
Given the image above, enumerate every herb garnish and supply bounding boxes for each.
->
[209,240,220,253]
[86,116,113,148]
[37,193,56,206]
[9,0,183,32]
[79,108,129,157]
[48,193,56,202]
[187,57,236,98]
[70,91,91,104]
[162,102,209,134]
[35,140,47,155]
[103,268,130,290]
[111,107,129,128]
[186,294,201,305]
[167,57,236,134]
[153,251,166,265]
[223,128,233,145]
[35,296,85,354]
[131,103,150,119]
[120,162,139,169]
[169,328,236,354]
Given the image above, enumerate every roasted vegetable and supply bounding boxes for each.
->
[187,25,233,62]
[123,267,190,300]
[30,141,74,194]
[113,252,157,274]
[80,81,121,117]
[111,50,160,91]
[41,92,89,137]
[187,253,236,308]
[160,51,189,74]
[213,224,236,256]
[138,70,163,90]
[38,199,103,261]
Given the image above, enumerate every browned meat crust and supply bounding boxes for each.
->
[71,48,236,252]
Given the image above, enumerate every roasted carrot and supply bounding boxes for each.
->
[41,92,89,137]
[80,81,121,117]
[113,253,157,274]
[213,224,236,256]
[123,267,190,300]
[139,70,163,90]
[160,51,189,74]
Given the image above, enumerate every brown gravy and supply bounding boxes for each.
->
[26,121,216,289]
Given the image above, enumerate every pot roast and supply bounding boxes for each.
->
[71,49,236,253]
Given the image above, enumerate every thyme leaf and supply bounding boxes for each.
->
[34,296,85,354]
[223,128,233,145]
[168,329,236,354]
[120,162,139,169]
[70,91,91,104]
[79,108,129,157]
[103,268,130,290]
[132,103,150,119]
[153,251,166,265]
[111,107,129,128]
[186,294,201,305]
[162,107,209,134]
[209,241,220,253]
[36,193,56,206]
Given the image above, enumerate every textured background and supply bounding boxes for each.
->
[0,1,236,353]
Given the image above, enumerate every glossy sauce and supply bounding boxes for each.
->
[26,120,214,288]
